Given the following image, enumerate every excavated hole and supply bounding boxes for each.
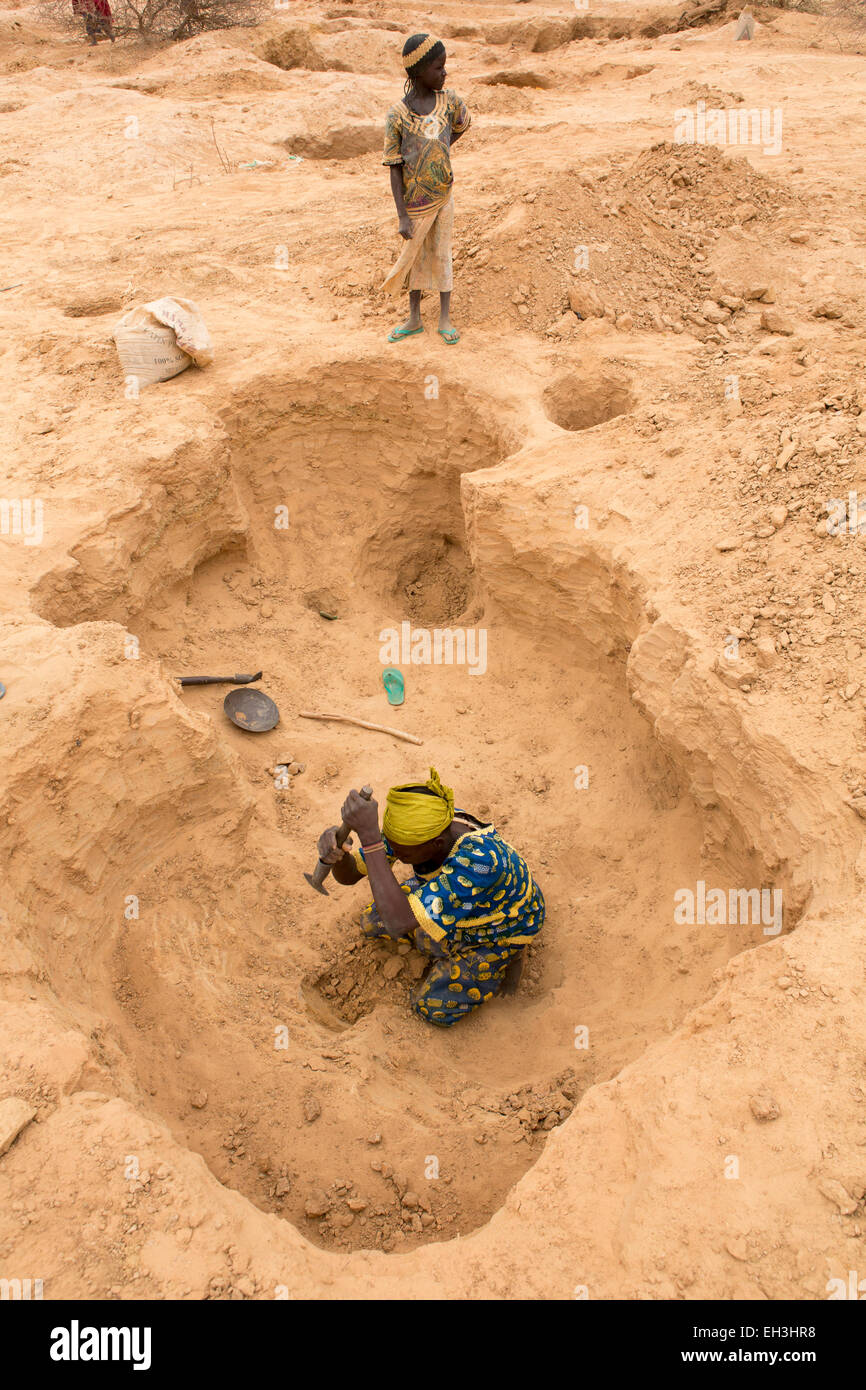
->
[45,363,800,1257]
[479,70,553,89]
[543,370,634,432]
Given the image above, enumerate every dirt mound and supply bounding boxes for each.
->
[335,141,796,336]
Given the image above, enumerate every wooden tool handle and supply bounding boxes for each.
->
[334,784,373,849]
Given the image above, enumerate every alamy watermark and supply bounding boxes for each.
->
[1,1277,43,1299]
[0,498,43,545]
[674,101,783,156]
[674,880,782,936]
[825,493,866,535]
[379,622,487,676]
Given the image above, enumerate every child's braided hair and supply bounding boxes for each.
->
[402,32,445,97]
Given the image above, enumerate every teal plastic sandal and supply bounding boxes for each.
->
[388,325,424,343]
[382,667,405,706]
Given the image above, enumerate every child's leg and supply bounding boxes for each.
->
[393,289,422,336]
[439,290,454,334]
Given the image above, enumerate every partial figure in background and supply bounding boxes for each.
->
[72,0,115,46]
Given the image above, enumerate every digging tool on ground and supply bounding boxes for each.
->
[305,785,373,896]
[179,671,262,686]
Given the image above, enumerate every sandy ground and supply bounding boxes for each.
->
[2,0,866,1299]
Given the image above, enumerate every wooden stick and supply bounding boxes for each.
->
[299,710,423,745]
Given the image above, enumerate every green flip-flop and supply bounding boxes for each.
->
[387,325,424,343]
[382,667,405,706]
[437,327,460,344]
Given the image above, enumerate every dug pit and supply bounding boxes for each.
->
[543,369,634,432]
[24,363,798,1256]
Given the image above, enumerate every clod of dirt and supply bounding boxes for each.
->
[749,1092,780,1122]
[0,1097,36,1157]
[302,1096,322,1124]
[304,1191,331,1219]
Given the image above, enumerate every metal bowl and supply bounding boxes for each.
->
[223,687,279,732]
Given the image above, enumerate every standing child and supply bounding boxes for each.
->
[382,34,471,345]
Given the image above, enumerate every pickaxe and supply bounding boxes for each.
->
[304,785,373,896]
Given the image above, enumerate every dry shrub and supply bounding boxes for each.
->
[37,0,262,39]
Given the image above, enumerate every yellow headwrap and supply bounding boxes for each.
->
[382,767,455,846]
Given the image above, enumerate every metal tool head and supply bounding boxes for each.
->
[303,871,330,897]
[223,687,279,732]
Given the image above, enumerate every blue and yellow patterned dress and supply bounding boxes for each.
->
[352,811,544,1026]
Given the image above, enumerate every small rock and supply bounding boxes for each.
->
[817,1177,858,1215]
[749,1092,780,1122]
[701,300,729,324]
[716,537,740,553]
[367,1133,382,1145]
[288,761,304,776]
[347,1197,368,1212]
[754,636,777,668]
[383,957,404,980]
[302,1096,321,1124]
[274,1176,291,1197]
[260,600,274,619]
[548,312,575,337]
[190,1091,208,1110]
[568,284,603,318]
[407,952,427,980]
[769,505,788,529]
[813,300,842,320]
[788,230,809,244]
[726,1235,751,1262]
[304,1191,331,1218]
[401,1191,420,1210]
[760,309,794,336]
[776,441,798,469]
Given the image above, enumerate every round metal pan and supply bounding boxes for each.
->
[223,687,279,732]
